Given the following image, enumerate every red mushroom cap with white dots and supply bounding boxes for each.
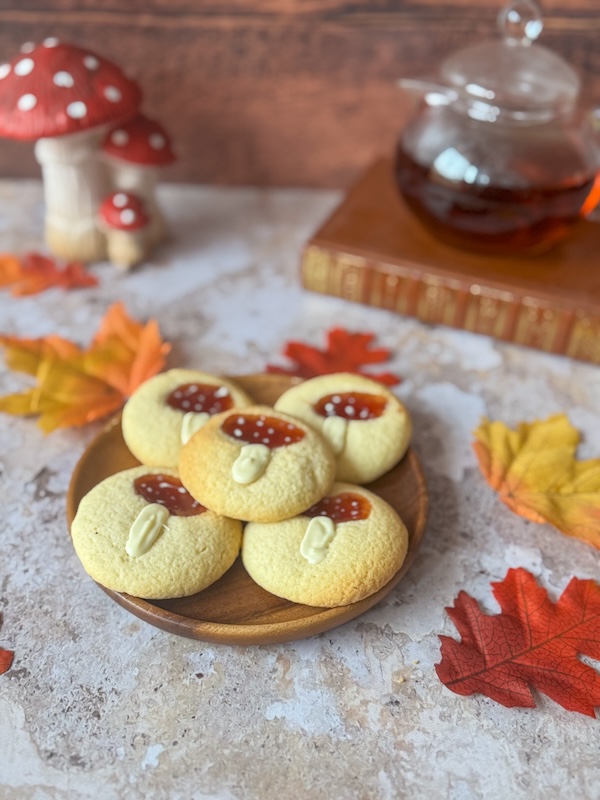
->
[99,191,149,231]
[0,38,142,141]
[102,113,175,167]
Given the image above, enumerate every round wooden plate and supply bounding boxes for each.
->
[67,374,428,645]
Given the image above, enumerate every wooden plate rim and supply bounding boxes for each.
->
[66,374,428,645]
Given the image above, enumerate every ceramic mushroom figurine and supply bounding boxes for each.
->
[98,191,149,269]
[101,113,175,246]
[0,38,142,262]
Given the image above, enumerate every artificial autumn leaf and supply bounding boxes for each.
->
[0,302,170,431]
[0,614,14,675]
[0,334,81,376]
[436,567,600,716]
[0,251,98,296]
[266,327,401,386]
[0,253,21,287]
[0,649,12,674]
[473,414,600,549]
[87,302,168,396]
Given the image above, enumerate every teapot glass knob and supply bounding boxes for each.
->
[498,0,543,46]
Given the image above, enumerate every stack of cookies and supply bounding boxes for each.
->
[71,370,412,608]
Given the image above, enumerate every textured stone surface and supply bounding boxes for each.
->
[0,180,599,800]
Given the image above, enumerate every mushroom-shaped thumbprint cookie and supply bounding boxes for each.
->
[179,406,336,523]
[242,482,409,607]
[71,466,242,599]
[98,191,149,269]
[274,373,412,484]
[122,369,255,468]
[102,113,176,246]
[0,39,142,262]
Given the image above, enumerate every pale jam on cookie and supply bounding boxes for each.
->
[304,493,371,523]
[134,474,206,517]
[222,414,305,485]
[313,392,387,421]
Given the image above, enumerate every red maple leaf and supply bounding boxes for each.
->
[436,568,600,716]
[266,328,401,386]
[0,251,98,296]
[0,614,14,675]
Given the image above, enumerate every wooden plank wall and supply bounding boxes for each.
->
[0,1,598,187]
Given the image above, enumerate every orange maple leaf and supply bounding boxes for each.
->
[0,252,98,296]
[473,414,600,549]
[0,303,171,432]
[0,254,22,287]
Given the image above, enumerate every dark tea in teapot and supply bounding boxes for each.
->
[395,142,596,254]
[395,0,600,254]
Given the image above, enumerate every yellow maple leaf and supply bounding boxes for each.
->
[85,303,168,397]
[0,334,81,376]
[473,414,600,549]
[0,303,171,432]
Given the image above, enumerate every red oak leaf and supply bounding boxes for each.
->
[436,568,600,716]
[0,614,14,675]
[266,328,400,386]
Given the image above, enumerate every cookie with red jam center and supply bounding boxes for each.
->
[122,369,254,468]
[70,466,242,599]
[242,482,409,607]
[179,405,336,523]
[274,372,412,483]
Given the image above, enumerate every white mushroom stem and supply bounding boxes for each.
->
[104,228,147,270]
[104,158,166,246]
[35,127,110,262]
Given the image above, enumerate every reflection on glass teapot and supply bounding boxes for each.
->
[395,0,600,254]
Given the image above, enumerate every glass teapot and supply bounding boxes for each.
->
[395,0,600,253]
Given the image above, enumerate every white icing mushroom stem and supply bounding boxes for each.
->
[300,517,336,564]
[322,415,348,455]
[232,443,271,485]
[126,503,169,558]
[180,411,210,445]
[34,128,110,262]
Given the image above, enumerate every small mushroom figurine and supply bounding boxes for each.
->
[0,38,142,262]
[102,113,175,246]
[98,191,149,270]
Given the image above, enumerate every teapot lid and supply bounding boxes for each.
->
[440,0,580,122]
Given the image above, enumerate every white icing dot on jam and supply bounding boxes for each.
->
[304,492,371,523]
[222,414,305,449]
[167,382,233,416]
[314,392,387,421]
[134,474,206,517]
